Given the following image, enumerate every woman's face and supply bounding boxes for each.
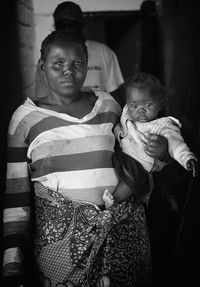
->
[42,41,87,99]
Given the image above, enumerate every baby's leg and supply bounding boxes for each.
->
[103,189,114,209]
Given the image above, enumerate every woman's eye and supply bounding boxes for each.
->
[55,61,63,68]
[74,61,84,66]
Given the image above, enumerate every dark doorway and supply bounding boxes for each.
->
[83,11,142,80]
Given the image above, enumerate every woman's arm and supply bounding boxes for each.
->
[2,116,32,286]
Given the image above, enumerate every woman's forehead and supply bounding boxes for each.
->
[47,42,86,57]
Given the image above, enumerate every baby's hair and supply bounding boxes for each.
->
[125,72,168,108]
[40,29,87,61]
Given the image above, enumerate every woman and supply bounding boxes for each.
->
[2,30,168,287]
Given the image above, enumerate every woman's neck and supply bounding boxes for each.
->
[37,91,82,111]
[36,91,97,118]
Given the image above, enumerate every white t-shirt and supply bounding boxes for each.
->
[82,40,124,93]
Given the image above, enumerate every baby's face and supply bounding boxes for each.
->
[126,87,161,123]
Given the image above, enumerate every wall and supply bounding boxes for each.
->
[33,0,144,13]
[17,0,35,99]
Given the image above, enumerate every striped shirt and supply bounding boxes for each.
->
[3,90,121,277]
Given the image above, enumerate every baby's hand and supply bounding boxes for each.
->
[186,159,198,177]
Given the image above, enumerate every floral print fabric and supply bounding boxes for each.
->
[34,182,151,287]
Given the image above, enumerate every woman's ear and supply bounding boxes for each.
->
[38,59,45,72]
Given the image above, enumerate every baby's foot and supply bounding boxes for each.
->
[103,189,114,209]
[96,275,110,287]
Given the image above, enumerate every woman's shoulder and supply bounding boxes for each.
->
[94,90,122,115]
[94,90,116,101]
[9,97,34,119]
[8,98,48,135]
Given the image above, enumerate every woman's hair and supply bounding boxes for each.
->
[40,29,87,61]
[125,72,168,107]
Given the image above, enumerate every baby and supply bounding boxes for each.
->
[103,72,198,209]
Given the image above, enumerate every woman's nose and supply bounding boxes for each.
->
[63,65,73,76]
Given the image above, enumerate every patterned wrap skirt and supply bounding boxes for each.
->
[34,182,151,287]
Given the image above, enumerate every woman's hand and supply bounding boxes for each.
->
[145,134,168,161]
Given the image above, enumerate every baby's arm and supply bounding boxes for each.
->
[159,118,197,170]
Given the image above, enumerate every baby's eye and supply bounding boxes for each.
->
[146,102,153,108]
[128,103,137,110]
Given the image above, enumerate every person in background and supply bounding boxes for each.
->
[53,1,125,106]
[103,73,198,209]
[2,30,168,287]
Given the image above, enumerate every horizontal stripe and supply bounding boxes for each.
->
[35,168,118,190]
[87,111,119,125]
[2,262,22,277]
[3,234,27,250]
[6,162,29,179]
[3,247,22,266]
[30,135,114,162]
[4,192,31,208]
[8,105,33,135]
[7,134,28,148]
[8,110,51,147]
[31,150,113,178]
[27,115,75,144]
[27,111,117,145]
[7,147,28,162]
[5,177,31,194]
[3,207,30,223]
[4,221,29,237]
[13,108,50,136]
[27,122,114,158]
